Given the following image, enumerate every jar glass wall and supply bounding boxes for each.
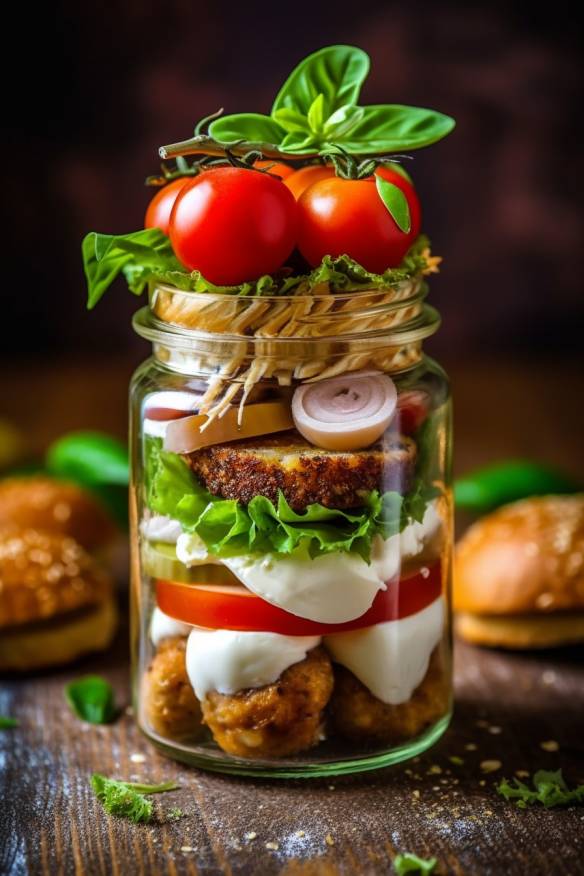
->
[130,285,453,777]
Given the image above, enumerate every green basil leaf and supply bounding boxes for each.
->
[0,716,18,729]
[376,176,411,233]
[272,45,370,119]
[323,104,365,139]
[272,107,311,134]
[65,676,117,724]
[336,104,456,153]
[82,228,179,309]
[47,431,129,487]
[209,113,284,145]
[307,93,326,133]
[279,131,320,154]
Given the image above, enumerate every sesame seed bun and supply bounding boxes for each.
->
[454,494,584,648]
[0,527,117,670]
[0,476,117,553]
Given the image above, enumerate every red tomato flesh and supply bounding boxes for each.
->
[145,177,191,235]
[297,168,421,273]
[169,166,298,285]
[155,561,441,636]
[254,159,295,179]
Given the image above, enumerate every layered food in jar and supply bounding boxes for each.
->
[135,365,451,764]
[82,44,455,771]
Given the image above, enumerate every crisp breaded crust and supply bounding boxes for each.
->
[329,648,450,745]
[142,637,203,741]
[201,647,334,758]
[186,430,416,511]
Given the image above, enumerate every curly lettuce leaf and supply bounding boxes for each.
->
[145,439,434,562]
[82,229,432,307]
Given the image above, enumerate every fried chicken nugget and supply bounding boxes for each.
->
[201,647,334,758]
[142,637,203,740]
[329,648,450,746]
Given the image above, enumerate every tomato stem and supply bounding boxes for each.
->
[159,134,299,162]
[320,144,413,180]
[145,156,204,187]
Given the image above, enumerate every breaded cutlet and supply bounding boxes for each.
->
[185,430,416,511]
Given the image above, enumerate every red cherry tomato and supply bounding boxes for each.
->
[169,167,298,285]
[155,561,441,635]
[297,170,421,273]
[144,177,191,235]
[284,165,335,200]
[254,159,295,179]
[396,390,430,435]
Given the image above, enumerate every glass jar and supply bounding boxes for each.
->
[130,275,453,777]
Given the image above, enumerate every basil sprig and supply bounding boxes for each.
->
[83,228,181,310]
[209,45,454,156]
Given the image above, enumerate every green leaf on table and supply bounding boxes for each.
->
[376,176,411,233]
[82,228,180,309]
[91,774,179,823]
[0,716,19,729]
[47,431,129,487]
[497,770,584,809]
[65,676,117,724]
[209,112,285,146]
[394,852,437,874]
[272,45,370,119]
[335,104,456,153]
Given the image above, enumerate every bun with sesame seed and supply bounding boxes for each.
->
[454,494,584,648]
[0,526,117,670]
[0,476,117,553]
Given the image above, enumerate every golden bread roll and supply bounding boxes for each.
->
[0,527,117,670]
[454,494,584,648]
[0,476,117,553]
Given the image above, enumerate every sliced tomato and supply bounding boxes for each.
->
[155,561,441,636]
[396,390,430,435]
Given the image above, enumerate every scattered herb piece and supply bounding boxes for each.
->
[449,756,464,766]
[497,770,584,809]
[394,852,437,874]
[91,774,179,823]
[65,676,117,724]
[480,760,502,773]
[167,807,184,821]
[0,716,19,729]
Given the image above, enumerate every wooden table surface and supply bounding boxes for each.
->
[1,355,584,876]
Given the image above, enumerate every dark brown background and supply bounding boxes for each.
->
[1,0,583,362]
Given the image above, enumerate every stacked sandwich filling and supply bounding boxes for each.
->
[140,379,448,758]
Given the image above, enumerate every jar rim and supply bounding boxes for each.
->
[133,302,441,349]
[139,276,440,347]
